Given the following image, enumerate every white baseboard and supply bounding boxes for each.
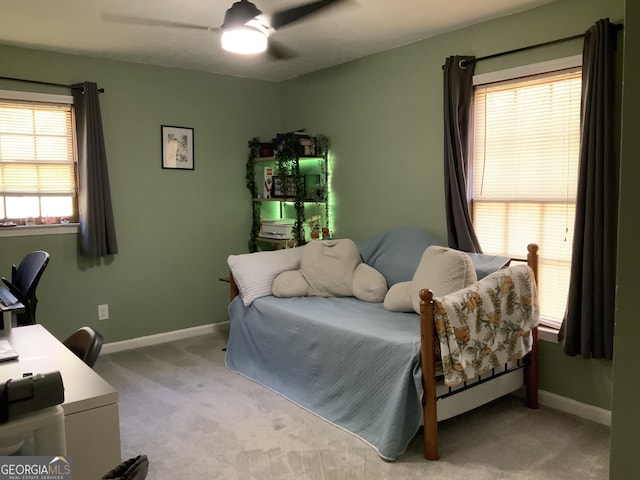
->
[101,321,230,355]
[516,387,611,426]
[102,323,610,427]
[538,389,611,426]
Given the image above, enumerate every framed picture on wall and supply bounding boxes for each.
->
[161,125,194,170]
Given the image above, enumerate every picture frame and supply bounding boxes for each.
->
[161,125,194,170]
[273,175,296,198]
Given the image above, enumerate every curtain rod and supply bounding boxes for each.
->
[0,76,104,93]
[442,22,624,70]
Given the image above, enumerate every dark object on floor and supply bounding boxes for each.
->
[2,250,50,326]
[101,455,149,480]
[63,326,103,368]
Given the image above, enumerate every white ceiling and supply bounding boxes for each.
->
[1,0,554,82]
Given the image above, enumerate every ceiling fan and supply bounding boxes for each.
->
[102,0,349,60]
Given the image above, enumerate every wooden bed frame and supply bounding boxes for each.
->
[227,243,540,461]
[418,243,540,460]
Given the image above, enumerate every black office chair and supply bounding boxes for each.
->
[102,455,149,480]
[63,326,103,368]
[2,250,50,326]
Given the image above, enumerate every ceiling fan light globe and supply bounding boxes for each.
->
[221,27,268,54]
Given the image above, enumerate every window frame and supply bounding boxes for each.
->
[471,55,582,343]
[0,89,79,234]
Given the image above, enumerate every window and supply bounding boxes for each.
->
[0,90,78,224]
[471,60,581,329]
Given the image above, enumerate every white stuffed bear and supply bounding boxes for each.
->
[272,239,388,303]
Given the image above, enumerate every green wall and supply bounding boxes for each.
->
[279,0,624,412]
[610,0,640,477]
[0,45,280,342]
[3,0,638,469]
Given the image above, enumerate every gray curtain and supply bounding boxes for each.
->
[443,55,482,253]
[72,82,118,257]
[559,19,618,359]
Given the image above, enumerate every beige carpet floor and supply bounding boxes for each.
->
[94,332,610,480]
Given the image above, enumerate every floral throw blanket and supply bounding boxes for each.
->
[433,264,539,386]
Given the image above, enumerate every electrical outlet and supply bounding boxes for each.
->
[98,304,109,320]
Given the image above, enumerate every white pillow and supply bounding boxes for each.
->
[352,263,388,303]
[410,246,477,314]
[227,247,304,306]
[383,281,414,312]
[272,270,309,297]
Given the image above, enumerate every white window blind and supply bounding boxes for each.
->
[472,68,581,328]
[0,98,77,221]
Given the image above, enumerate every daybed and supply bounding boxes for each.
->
[225,227,539,461]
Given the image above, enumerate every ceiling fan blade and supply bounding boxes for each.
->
[266,39,297,60]
[101,12,220,33]
[271,0,347,30]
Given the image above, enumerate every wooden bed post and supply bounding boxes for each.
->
[419,288,439,461]
[526,243,539,282]
[525,243,540,410]
[229,273,239,301]
[418,244,541,460]
[525,327,540,409]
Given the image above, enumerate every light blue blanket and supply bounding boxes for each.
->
[225,295,423,460]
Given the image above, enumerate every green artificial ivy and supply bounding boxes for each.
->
[292,157,306,246]
[246,137,260,196]
[247,138,261,252]
[275,134,307,246]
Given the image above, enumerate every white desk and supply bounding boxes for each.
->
[0,405,66,456]
[0,325,121,479]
